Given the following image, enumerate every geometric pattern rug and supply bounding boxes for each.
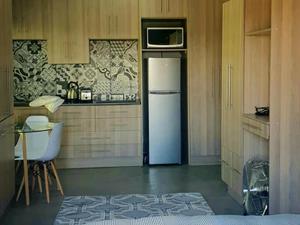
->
[54,193,214,225]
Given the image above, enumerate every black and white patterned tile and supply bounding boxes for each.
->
[13,40,138,102]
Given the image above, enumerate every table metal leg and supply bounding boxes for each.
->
[21,133,30,206]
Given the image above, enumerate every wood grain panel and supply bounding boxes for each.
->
[14,107,49,123]
[0,116,15,217]
[188,0,222,164]
[95,105,141,118]
[12,0,48,39]
[0,0,13,122]
[47,0,89,64]
[269,0,300,214]
[95,117,141,132]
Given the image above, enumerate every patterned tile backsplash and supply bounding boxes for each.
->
[13,40,138,102]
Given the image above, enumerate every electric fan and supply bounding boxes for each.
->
[243,160,269,215]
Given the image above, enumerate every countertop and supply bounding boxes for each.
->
[14,100,141,107]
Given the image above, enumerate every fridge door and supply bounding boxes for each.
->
[148,58,181,92]
[149,93,181,164]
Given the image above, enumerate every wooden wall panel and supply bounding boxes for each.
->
[270,0,300,214]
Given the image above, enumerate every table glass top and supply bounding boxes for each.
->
[15,122,54,133]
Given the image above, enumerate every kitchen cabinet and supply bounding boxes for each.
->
[12,0,48,40]
[86,0,139,39]
[14,105,143,168]
[221,0,244,202]
[140,0,187,18]
[0,116,15,217]
[47,0,89,64]
[187,0,222,165]
[0,0,13,122]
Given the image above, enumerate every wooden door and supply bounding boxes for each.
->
[0,0,13,122]
[221,0,244,201]
[12,0,48,39]
[188,0,222,165]
[48,0,89,64]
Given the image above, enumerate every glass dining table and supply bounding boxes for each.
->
[15,122,54,206]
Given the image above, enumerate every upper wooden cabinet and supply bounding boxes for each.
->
[85,0,139,39]
[12,0,48,40]
[0,0,13,122]
[47,0,89,64]
[140,0,187,18]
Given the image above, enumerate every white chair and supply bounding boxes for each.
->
[15,118,64,203]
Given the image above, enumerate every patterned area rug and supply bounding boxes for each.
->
[54,193,214,225]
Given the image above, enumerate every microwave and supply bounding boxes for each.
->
[146,27,184,48]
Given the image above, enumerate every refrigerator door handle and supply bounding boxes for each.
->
[149,91,180,95]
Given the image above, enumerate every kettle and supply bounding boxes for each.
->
[66,81,79,101]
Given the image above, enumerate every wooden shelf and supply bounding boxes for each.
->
[242,114,270,140]
[245,28,271,36]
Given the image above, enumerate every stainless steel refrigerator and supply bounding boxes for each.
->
[148,57,181,165]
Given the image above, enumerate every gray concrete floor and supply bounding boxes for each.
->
[0,165,243,225]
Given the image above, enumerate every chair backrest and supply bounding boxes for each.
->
[15,116,50,160]
[25,116,50,159]
[38,122,63,162]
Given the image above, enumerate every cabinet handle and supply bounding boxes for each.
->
[228,64,233,109]
[212,66,215,98]
[108,16,111,35]
[161,0,163,13]
[167,0,170,13]
[227,64,230,109]
[115,16,118,34]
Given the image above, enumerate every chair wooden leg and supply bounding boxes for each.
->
[50,161,64,196]
[16,177,25,202]
[43,164,50,203]
[35,165,43,193]
[31,175,36,192]
[48,172,53,186]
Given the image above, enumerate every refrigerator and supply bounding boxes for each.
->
[148,58,181,165]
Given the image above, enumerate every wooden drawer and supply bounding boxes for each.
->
[62,131,141,146]
[95,117,141,132]
[53,106,96,120]
[62,118,96,133]
[95,105,141,118]
[242,117,270,139]
[58,143,141,159]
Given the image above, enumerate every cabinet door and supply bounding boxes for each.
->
[140,0,164,18]
[164,0,187,18]
[85,0,111,39]
[140,0,187,18]
[0,0,13,122]
[48,0,89,64]
[111,0,139,39]
[12,0,48,39]
[221,0,244,198]
[0,116,15,217]
[86,0,138,39]
[188,0,222,165]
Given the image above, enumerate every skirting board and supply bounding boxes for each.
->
[55,157,143,169]
[189,156,221,165]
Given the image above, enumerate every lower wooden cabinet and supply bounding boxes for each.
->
[14,105,143,168]
[0,116,15,217]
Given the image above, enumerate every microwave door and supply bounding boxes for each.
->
[147,27,184,48]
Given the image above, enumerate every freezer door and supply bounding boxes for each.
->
[148,58,181,92]
[149,93,181,164]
